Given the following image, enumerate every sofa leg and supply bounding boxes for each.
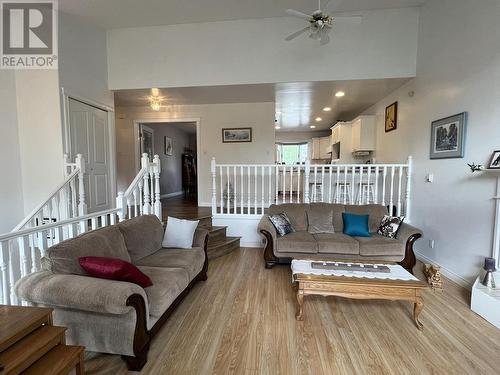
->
[265,260,276,269]
[122,344,149,371]
[199,270,208,281]
[261,230,278,269]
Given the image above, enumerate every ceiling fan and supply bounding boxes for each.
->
[285,0,362,45]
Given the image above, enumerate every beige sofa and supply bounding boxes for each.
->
[15,215,208,371]
[258,203,422,273]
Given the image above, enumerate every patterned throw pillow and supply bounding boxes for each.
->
[377,215,405,239]
[268,213,295,237]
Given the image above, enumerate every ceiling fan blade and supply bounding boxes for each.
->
[332,15,363,24]
[286,9,312,20]
[285,26,311,41]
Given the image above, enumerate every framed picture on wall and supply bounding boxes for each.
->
[222,128,252,143]
[430,112,467,159]
[488,150,500,169]
[385,101,398,132]
[164,136,173,156]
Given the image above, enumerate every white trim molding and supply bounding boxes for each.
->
[160,191,184,199]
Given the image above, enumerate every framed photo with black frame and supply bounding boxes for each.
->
[430,112,467,159]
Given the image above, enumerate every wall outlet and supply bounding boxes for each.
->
[429,239,435,249]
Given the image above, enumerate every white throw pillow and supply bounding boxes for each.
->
[162,216,200,249]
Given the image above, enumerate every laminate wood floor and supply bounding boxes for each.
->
[85,248,500,375]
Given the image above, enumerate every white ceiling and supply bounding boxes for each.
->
[114,78,411,131]
[59,0,426,29]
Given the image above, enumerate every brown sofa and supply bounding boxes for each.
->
[258,203,422,273]
[15,215,208,371]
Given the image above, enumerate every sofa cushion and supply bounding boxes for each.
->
[118,215,164,262]
[138,266,190,318]
[313,233,360,255]
[307,204,334,234]
[276,231,317,254]
[355,234,405,257]
[345,204,388,233]
[135,247,205,280]
[43,226,130,276]
[268,204,309,231]
[309,203,345,232]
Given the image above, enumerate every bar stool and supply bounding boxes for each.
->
[335,183,351,203]
[309,183,322,202]
[356,183,375,204]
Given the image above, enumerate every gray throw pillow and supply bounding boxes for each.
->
[268,213,295,237]
[377,215,404,239]
[307,210,335,234]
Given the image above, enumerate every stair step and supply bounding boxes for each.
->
[207,237,240,259]
[207,226,227,245]
[23,345,85,375]
[197,216,213,230]
[0,325,66,375]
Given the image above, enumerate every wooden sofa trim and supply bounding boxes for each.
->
[122,234,209,371]
[260,229,421,274]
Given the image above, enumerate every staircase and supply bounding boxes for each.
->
[183,214,240,260]
[0,305,84,375]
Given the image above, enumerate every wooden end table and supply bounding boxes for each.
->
[293,261,428,330]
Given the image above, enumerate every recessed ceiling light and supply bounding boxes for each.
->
[335,91,345,97]
[310,125,316,129]
[323,107,332,112]
[275,125,281,130]
[315,117,322,122]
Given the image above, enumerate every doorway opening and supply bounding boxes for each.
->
[138,122,198,209]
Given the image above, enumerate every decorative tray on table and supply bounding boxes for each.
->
[311,261,391,273]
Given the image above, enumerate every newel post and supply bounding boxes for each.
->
[116,191,126,222]
[75,154,87,216]
[304,159,311,204]
[141,153,152,214]
[211,157,217,215]
[153,154,162,220]
[405,155,413,222]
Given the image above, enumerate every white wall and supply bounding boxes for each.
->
[116,102,275,205]
[107,8,419,89]
[363,0,500,286]
[150,123,194,196]
[0,71,24,232]
[59,12,114,107]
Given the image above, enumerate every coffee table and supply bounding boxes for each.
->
[292,259,428,330]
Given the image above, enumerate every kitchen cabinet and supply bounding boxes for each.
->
[330,122,354,163]
[311,136,331,159]
[351,115,376,151]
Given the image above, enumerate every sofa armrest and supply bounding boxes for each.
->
[15,271,148,315]
[397,223,423,243]
[192,228,209,249]
[258,216,279,268]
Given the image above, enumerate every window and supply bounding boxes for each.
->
[276,143,308,164]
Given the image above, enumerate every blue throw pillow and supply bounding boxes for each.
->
[342,213,371,237]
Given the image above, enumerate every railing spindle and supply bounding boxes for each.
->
[382,166,387,207]
[390,166,395,215]
[254,166,258,214]
[0,240,10,304]
[374,166,379,204]
[397,166,403,216]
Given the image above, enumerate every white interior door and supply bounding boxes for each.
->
[68,98,111,213]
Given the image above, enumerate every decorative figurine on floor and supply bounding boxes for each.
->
[423,264,443,291]
[481,257,496,288]
[467,163,483,173]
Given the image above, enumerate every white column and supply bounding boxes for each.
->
[142,153,152,214]
[304,159,311,204]
[75,154,87,216]
[493,175,500,269]
[211,158,217,215]
[116,191,126,222]
[153,154,162,220]
[405,156,413,222]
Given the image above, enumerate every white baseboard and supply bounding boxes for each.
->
[415,250,473,290]
[161,191,184,199]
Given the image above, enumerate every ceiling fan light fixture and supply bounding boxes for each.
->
[150,97,161,111]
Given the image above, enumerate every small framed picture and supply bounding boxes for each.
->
[164,136,173,156]
[385,101,398,132]
[222,127,252,143]
[488,150,500,169]
[430,112,467,159]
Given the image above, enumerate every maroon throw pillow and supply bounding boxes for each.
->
[79,256,153,288]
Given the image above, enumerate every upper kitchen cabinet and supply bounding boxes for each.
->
[311,136,331,160]
[351,115,376,151]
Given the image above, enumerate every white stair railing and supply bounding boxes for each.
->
[12,154,87,232]
[211,156,413,220]
[116,153,162,222]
